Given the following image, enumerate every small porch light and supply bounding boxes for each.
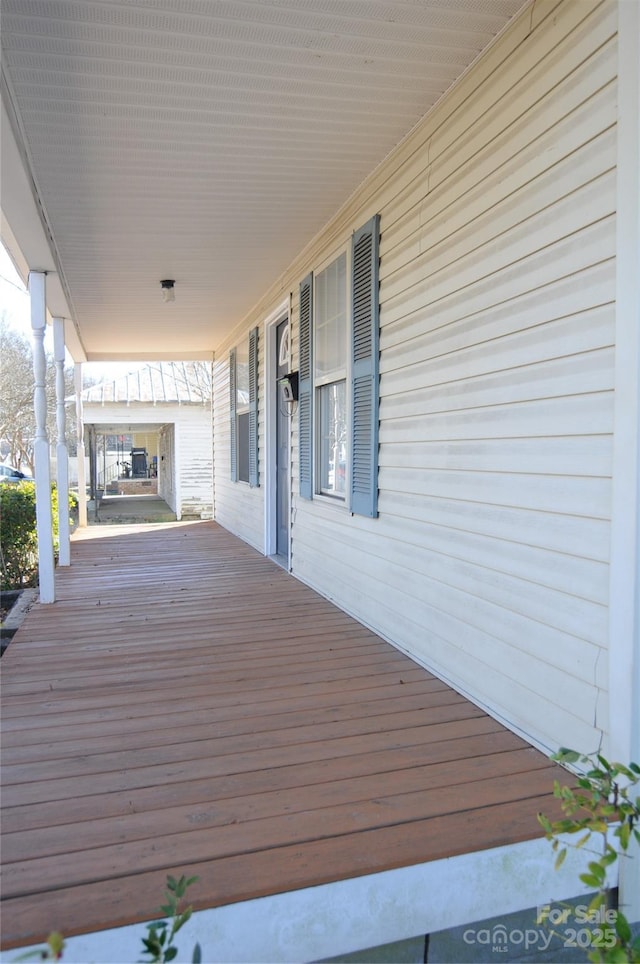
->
[279,371,299,403]
[160,279,175,302]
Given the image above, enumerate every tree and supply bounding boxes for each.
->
[0,318,79,472]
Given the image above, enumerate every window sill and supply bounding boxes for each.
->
[313,492,348,511]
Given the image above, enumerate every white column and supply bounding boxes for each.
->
[74,364,88,527]
[610,0,640,924]
[53,318,70,565]
[29,271,55,604]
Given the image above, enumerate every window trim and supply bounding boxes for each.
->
[298,214,380,517]
[248,325,259,487]
[229,347,238,483]
[229,327,259,487]
[313,245,350,501]
[316,379,348,500]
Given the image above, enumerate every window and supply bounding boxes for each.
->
[315,252,347,498]
[230,327,259,486]
[298,214,380,517]
[236,341,250,482]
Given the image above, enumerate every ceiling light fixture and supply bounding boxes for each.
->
[160,279,175,303]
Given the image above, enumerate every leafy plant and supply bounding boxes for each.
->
[1,481,77,590]
[10,875,201,964]
[1,482,38,589]
[538,749,640,962]
[139,874,201,964]
[11,931,65,961]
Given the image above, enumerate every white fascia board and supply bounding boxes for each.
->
[0,101,56,279]
[1,92,86,362]
[0,837,603,964]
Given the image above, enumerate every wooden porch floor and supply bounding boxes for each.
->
[1,521,563,951]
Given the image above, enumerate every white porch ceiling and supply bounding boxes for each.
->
[1,0,527,362]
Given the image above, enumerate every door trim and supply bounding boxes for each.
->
[263,298,291,562]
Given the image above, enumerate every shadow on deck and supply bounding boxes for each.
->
[1,521,571,959]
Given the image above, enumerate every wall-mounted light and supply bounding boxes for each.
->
[160,279,175,303]
[279,371,299,403]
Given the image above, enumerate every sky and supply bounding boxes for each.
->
[0,244,142,383]
[0,245,35,339]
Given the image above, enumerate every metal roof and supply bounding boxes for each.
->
[82,361,211,404]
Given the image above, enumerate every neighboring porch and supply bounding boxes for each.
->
[1,522,585,961]
[88,493,177,525]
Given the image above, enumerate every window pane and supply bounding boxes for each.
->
[236,343,249,413]
[318,380,347,498]
[315,253,346,382]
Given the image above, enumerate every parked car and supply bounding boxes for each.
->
[0,465,34,483]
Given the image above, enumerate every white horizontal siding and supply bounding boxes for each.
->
[292,0,616,754]
[212,0,617,754]
[293,544,601,753]
[157,424,175,512]
[212,345,265,552]
[379,2,615,249]
[176,406,213,519]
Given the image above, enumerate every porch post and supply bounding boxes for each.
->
[610,0,640,925]
[74,364,88,527]
[29,270,55,604]
[53,317,70,565]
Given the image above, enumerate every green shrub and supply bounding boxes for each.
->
[12,874,201,963]
[538,750,640,962]
[0,481,77,590]
[1,482,38,589]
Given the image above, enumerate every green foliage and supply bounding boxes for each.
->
[11,931,65,961]
[538,749,640,963]
[11,876,201,964]
[1,481,77,590]
[1,482,38,589]
[139,874,201,964]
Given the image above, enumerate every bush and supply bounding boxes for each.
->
[1,482,38,589]
[0,482,77,590]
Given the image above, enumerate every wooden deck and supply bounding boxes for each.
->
[1,521,564,951]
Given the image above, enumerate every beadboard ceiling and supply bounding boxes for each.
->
[1,0,527,362]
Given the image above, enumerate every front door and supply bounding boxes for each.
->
[275,319,290,560]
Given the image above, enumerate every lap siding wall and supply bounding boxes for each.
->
[212,0,616,756]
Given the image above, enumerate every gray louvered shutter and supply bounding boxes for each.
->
[350,214,380,517]
[229,347,238,482]
[298,273,313,499]
[249,326,259,487]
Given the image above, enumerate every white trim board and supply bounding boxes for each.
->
[609,0,640,924]
[609,0,640,771]
[0,837,600,964]
[263,297,291,561]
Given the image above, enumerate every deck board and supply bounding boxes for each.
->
[0,521,564,950]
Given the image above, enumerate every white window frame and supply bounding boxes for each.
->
[235,338,251,484]
[313,245,350,502]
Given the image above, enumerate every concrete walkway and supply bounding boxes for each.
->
[88,494,176,525]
